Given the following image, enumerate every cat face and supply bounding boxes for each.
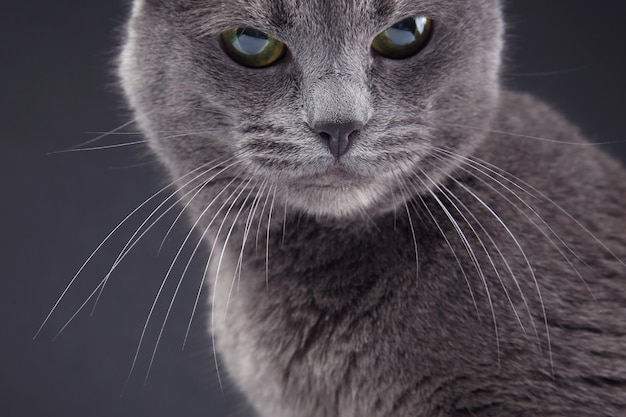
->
[120,0,503,218]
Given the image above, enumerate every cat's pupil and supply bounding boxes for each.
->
[371,16,432,59]
[220,27,286,68]
[387,18,422,46]
[233,28,270,55]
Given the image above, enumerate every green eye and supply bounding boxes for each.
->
[372,16,432,59]
[220,28,286,68]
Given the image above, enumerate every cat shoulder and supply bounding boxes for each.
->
[489,90,625,181]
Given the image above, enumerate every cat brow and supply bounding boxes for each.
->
[264,0,293,29]
[369,0,397,21]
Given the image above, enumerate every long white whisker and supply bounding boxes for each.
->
[123,174,245,393]
[406,182,481,318]
[34,157,226,340]
[433,178,529,335]
[214,178,259,318]
[404,200,420,285]
[432,147,593,298]
[89,180,208,315]
[281,189,289,250]
[255,183,274,253]
[51,126,230,154]
[413,173,501,365]
[265,185,278,289]
[51,172,233,341]
[428,153,543,332]
[90,158,240,314]
[208,177,256,393]
[444,147,624,268]
[429,121,622,146]
[229,180,268,310]
[145,177,258,388]
[182,175,255,349]
[83,131,147,135]
[48,140,149,154]
[396,180,420,285]
[422,171,526,333]
[155,158,243,255]
[434,147,588,265]
[67,117,144,150]
[453,179,553,373]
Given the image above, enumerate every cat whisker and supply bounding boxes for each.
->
[427,121,623,147]
[90,177,209,315]
[464,151,626,268]
[46,111,206,155]
[148,176,260,391]
[266,185,278,290]
[90,157,242,314]
[422,171,529,336]
[182,170,256,349]
[395,179,420,285]
[502,66,587,78]
[403,200,420,285]
[156,185,202,256]
[208,176,258,393]
[431,147,595,298]
[216,177,261,318]
[83,131,147,135]
[127,171,253,392]
[156,158,244,255]
[409,183,481,319]
[452,178,553,372]
[152,129,231,142]
[123,174,246,393]
[435,143,624,278]
[230,180,269,309]
[33,156,229,340]
[413,172,502,365]
[281,189,289,250]
[51,121,231,154]
[58,185,211,340]
[50,275,117,342]
[143,176,255,387]
[84,127,225,136]
[48,140,150,154]
[255,182,274,253]
[65,116,146,151]
[433,175,532,337]
[428,151,559,333]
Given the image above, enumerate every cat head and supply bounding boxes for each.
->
[120,0,503,218]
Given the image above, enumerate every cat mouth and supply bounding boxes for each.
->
[284,164,386,217]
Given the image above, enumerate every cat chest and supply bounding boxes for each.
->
[208,239,492,416]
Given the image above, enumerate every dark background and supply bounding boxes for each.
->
[2,2,625,416]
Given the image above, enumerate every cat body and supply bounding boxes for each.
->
[119,0,626,415]
[209,92,626,417]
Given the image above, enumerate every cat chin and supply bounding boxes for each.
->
[282,182,391,219]
[276,158,442,218]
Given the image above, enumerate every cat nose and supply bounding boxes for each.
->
[313,120,363,159]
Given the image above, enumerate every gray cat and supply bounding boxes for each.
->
[118,0,626,416]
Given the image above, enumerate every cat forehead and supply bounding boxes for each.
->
[150,0,498,37]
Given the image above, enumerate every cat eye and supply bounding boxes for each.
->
[220,28,287,68]
[372,16,432,59]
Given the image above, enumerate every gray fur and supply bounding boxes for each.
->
[119,1,626,416]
